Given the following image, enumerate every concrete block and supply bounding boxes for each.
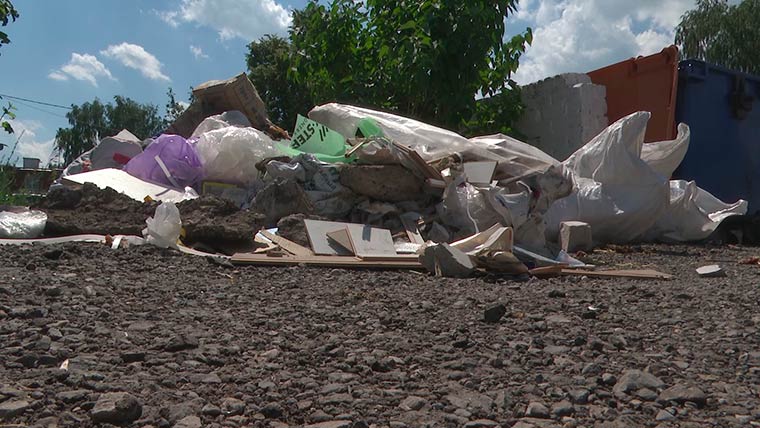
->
[559,221,593,252]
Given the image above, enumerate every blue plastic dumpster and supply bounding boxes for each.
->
[673,60,760,212]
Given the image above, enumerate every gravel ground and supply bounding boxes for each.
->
[1,242,759,428]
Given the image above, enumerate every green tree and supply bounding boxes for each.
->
[246,35,312,130]
[676,0,760,74]
[55,96,163,164]
[163,87,187,128]
[0,0,18,52]
[287,0,532,134]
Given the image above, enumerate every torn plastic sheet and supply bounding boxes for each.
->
[310,104,573,184]
[0,210,47,239]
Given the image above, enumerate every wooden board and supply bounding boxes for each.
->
[559,268,673,280]
[399,213,426,245]
[258,230,314,257]
[304,220,396,257]
[231,253,423,269]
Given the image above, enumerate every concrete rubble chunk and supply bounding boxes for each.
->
[419,243,475,278]
[90,392,142,424]
[559,221,593,252]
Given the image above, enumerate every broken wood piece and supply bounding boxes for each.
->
[258,230,314,257]
[559,268,673,280]
[230,253,423,269]
[399,213,426,245]
[305,219,396,257]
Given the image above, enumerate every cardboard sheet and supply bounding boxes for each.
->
[304,219,396,257]
[63,168,191,203]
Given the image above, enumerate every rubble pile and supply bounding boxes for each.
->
[0,73,749,278]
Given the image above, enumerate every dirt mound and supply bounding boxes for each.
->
[177,195,265,244]
[35,183,155,236]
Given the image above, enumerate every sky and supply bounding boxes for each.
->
[0,0,700,168]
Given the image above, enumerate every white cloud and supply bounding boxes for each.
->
[512,0,696,85]
[0,119,55,167]
[101,42,171,82]
[47,53,114,87]
[155,10,180,27]
[159,0,292,41]
[190,44,209,60]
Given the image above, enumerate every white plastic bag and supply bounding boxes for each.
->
[190,111,252,138]
[195,126,283,187]
[143,202,181,249]
[546,112,670,244]
[0,210,47,239]
[640,123,690,178]
[645,180,748,242]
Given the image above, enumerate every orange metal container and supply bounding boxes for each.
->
[588,45,679,142]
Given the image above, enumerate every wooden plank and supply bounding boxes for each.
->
[559,268,673,280]
[305,219,396,257]
[230,253,423,269]
[259,230,314,257]
[399,213,426,245]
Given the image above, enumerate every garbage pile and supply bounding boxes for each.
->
[0,73,749,278]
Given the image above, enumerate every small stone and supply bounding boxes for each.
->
[0,399,30,419]
[483,304,507,323]
[56,390,90,403]
[581,363,602,376]
[568,389,590,404]
[221,397,245,416]
[601,373,617,386]
[613,370,664,395]
[174,415,202,428]
[525,402,550,419]
[635,388,658,402]
[548,289,566,298]
[552,400,575,417]
[305,422,352,428]
[261,402,283,419]
[164,335,198,352]
[655,409,676,421]
[609,334,627,349]
[657,384,707,408]
[48,328,63,341]
[200,373,221,384]
[201,404,221,416]
[90,392,142,424]
[399,396,426,411]
[120,351,146,363]
[464,420,500,428]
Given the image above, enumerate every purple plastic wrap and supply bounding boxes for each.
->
[124,134,203,188]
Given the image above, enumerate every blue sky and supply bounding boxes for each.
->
[0,0,699,167]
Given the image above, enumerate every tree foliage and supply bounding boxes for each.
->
[0,0,18,52]
[55,96,163,164]
[163,87,187,129]
[246,0,531,135]
[247,35,312,130]
[676,0,760,74]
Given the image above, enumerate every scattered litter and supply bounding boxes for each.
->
[696,264,726,278]
[0,209,47,239]
[143,202,182,249]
